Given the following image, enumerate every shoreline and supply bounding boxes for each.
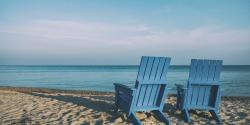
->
[0,86,250,124]
[0,86,113,95]
[1,86,250,99]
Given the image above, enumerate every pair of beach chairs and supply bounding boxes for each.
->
[114,56,223,124]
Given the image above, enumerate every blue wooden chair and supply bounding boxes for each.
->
[114,56,171,125]
[176,59,223,123]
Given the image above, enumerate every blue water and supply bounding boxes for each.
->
[0,65,250,96]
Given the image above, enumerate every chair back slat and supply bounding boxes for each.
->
[137,56,171,83]
[149,58,160,81]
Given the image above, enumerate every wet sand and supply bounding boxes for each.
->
[0,87,249,125]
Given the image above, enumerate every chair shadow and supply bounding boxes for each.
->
[163,103,183,120]
[30,93,112,112]
[89,95,115,102]
[27,92,121,123]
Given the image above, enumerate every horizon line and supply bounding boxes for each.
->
[0,64,250,66]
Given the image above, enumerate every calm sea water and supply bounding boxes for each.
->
[0,65,250,96]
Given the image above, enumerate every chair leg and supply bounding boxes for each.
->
[114,90,119,112]
[176,98,180,109]
[209,110,221,123]
[152,110,170,125]
[176,92,181,109]
[129,112,141,125]
[183,109,190,123]
[114,105,118,112]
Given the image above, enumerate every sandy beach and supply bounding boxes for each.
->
[0,87,249,125]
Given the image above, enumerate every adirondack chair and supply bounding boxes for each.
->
[175,59,223,123]
[114,56,171,125]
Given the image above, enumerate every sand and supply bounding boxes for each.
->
[0,87,249,125]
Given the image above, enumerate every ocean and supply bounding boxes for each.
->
[0,65,249,96]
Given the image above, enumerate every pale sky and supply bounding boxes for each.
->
[0,0,250,65]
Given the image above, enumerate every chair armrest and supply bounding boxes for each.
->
[114,83,136,106]
[114,83,136,95]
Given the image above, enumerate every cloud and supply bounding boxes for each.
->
[0,20,149,41]
[0,20,250,64]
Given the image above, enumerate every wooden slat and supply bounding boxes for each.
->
[143,85,152,106]
[201,60,209,82]
[148,84,158,106]
[213,60,222,82]
[189,59,198,82]
[192,60,204,106]
[207,60,216,82]
[195,60,203,82]
[143,57,155,81]
[160,58,171,80]
[119,94,132,104]
[154,58,166,81]
[119,98,130,111]
[191,86,199,106]
[149,57,160,81]
[132,84,141,109]
[153,85,161,105]
[137,56,149,81]
[136,85,147,106]
[197,87,205,106]
[202,86,211,106]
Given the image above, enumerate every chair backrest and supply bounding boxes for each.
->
[133,56,171,110]
[187,59,223,108]
[136,56,171,83]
